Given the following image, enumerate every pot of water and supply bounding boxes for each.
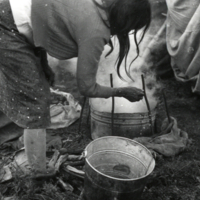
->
[83,136,155,200]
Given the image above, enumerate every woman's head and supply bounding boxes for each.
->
[109,0,151,79]
[108,0,151,35]
[95,0,151,79]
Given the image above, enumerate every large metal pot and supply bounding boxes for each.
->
[83,136,155,200]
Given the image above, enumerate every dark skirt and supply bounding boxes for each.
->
[0,0,51,129]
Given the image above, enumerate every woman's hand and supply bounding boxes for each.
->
[115,87,144,102]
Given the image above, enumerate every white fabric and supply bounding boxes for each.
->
[166,0,200,93]
[48,89,82,129]
[9,0,33,43]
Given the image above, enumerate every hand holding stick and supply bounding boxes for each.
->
[162,89,171,124]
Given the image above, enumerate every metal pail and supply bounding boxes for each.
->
[83,136,155,200]
[90,106,156,139]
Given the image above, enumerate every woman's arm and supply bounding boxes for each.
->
[76,37,144,102]
[77,37,114,98]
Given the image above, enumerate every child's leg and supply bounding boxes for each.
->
[24,129,46,173]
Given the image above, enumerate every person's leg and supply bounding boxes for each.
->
[24,129,46,173]
[0,0,55,179]
[0,0,51,130]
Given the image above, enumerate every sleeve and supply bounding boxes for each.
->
[76,37,115,98]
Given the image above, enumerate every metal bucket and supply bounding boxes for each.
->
[90,106,156,139]
[83,136,155,200]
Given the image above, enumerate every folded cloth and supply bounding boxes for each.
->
[48,88,82,129]
[134,117,189,157]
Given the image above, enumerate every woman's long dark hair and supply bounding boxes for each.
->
[93,0,151,80]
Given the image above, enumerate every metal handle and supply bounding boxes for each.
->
[82,150,87,158]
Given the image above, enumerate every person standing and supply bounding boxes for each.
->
[0,0,151,177]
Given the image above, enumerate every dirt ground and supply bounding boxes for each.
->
[0,66,200,200]
[54,67,200,200]
[141,77,200,200]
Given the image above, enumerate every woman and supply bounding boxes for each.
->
[0,0,151,177]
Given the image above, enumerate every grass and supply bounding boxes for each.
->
[141,138,200,200]
[0,153,79,200]
[1,138,199,200]
[1,77,200,200]
[1,174,78,200]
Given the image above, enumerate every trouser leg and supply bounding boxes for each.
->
[24,129,46,173]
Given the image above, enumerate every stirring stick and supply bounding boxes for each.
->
[141,74,154,135]
[110,74,114,136]
[77,96,87,142]
[162,89,171,124]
